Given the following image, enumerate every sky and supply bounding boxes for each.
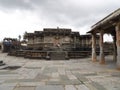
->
[0,0,120,41]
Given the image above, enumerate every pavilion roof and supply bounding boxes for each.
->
[88,8,120,33]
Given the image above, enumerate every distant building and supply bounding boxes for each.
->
[2,38,20,52]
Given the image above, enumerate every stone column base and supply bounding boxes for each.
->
[92,57,97,62]
[100,60,105,64]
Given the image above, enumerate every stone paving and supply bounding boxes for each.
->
[0,52,120,90]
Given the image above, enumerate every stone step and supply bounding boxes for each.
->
[50,52,66,60]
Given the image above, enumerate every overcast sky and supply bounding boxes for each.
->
[0,0,120,41]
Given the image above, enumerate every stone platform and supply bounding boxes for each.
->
[0,52,120,90]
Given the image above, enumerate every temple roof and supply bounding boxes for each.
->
[3,38,17,41]
[71,32,80,37]
[43,28,72,34]
[24,28,80,38]
[80,35,99,39]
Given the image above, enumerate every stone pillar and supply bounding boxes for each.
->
[113,35,117,62]
[99,30,105,64]
[92,33,97,62]
[116,23,120,69]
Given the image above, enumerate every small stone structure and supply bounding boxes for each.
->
[0,61,5,66]
[2,38,20,53]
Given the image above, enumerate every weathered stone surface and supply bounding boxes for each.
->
[19,82,45,86]
[0,86,14,90]
[4,79,36,83]
[0,71,17,75]
[68,74,77,80]
[36,85,64,90]
[85,82,106,90]
[75,75,89,83]
[43,67,58,73]
[0,53,120,90]
[65,85,76,90]
[62,79,82,85]
[76,85,90,90]
[59,75,69,81]
[46,81,63,85]
[35,73,50,81]
[14,86,35,90]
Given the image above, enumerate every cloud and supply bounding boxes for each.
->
[29,0,120,28]
[0,0,33,10]
[0,0,119,41]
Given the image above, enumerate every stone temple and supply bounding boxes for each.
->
[4,27,100,60]
[24,28,80,51]
[23,28,81,60]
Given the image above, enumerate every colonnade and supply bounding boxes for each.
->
[91,22,120,68]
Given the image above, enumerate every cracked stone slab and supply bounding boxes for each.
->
[85,82,106,90]
[73,73,89,83]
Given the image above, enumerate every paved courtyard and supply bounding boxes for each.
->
[0,52,120,90]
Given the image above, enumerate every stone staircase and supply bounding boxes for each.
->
[50,51,66,60]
